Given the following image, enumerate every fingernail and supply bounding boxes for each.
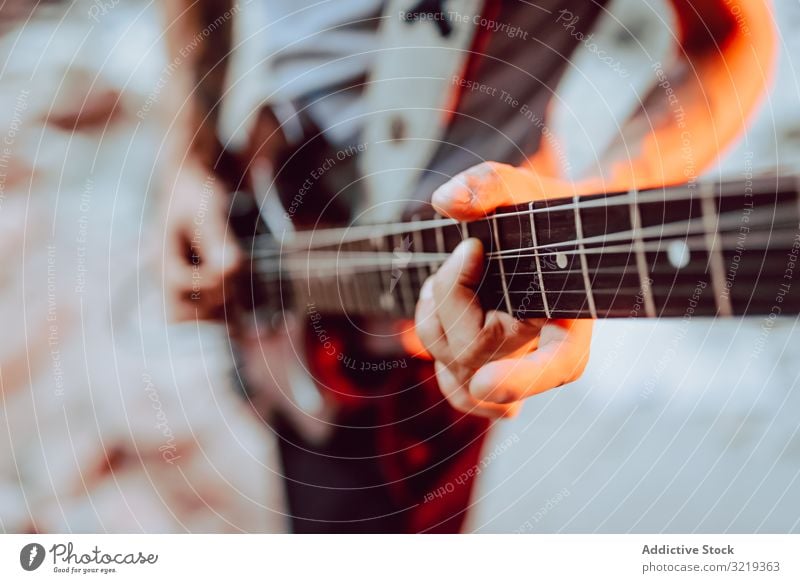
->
[453,238,483,274]
[455,238,482,256]
[432,175,470,210]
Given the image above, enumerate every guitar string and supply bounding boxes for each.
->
[249,228,800,276]
[258,280,763,318]
[247,199,797,260]
[237,178,798,310]
[255,253,787,314]
[244,178,797,251]
[249,216,798,264]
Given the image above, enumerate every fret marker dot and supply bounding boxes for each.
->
[667,240,690,269]
[556,253,568,269]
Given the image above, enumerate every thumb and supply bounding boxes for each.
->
[432,161,575,221]
[432,237,486,358]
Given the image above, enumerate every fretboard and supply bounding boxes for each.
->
[250,174,800,320]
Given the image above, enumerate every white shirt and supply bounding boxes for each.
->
[220,0,384,148]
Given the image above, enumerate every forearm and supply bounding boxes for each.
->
[597,0,775,191]
[159,0,231,168]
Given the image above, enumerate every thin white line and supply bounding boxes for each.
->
[254,180,789,250]
[700,182,733,316]
[254,203,793,260]
[573,196,597,318]
[256,229,800,273]
[492,216,514,314]
[628,189,657,317]
[375,235,395,312]
[411,214,429,282]
[393,233,415,316]
[529,202,551,318]
[346,243,366,314]
[434,215,446,253]
[461,221,469,240]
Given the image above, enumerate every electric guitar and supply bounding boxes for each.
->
[224,164,800,534]
[233,174,800,325]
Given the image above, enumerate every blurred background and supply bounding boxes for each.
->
[1,0,799,533]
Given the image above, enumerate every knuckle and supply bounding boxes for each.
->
[435,366,472,412]
[454,319,503,368]
[486,387,517,405]
[452,338,486,369]
[415,320,438,350]
[478,317,506,346]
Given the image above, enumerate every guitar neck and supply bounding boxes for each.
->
[251,174,800,320]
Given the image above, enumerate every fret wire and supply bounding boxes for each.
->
[293,271,310,309]
[628,188,657,317]
[461,220,469,240]
[430,212,444,272]
[373,235,396,314]
[573,195,598,318]
[345,243,366,314]
[317,276,331,312]
[528,201,551,318]
[393,233,416,317]
[367,238,384,314]
[411,214,430,285]
[314,276,324,311]
[434,213,447,259]
[322,276,334,312]
[383,234,394,312]
[360,239,381,315]
[700,182,733,316]
[492,215,514,313]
